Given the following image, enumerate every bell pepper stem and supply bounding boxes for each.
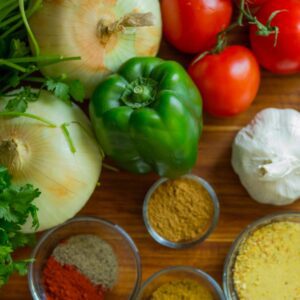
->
[121,78,158,109]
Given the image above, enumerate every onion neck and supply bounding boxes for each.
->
[97,12,154,46]
[0,139,28,174]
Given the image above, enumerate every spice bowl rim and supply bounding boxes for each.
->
[136,265,225,300]
[28,215,142,300]
[143,174,220,249]
[222,211,300,300]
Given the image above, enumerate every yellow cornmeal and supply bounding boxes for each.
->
[150,279,214,300]
[233,221,300,300]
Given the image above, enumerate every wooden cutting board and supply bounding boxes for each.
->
[2,29,300,299]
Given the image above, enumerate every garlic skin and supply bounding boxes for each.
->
[0,90,102,232]
[232,108,300,206]
[29,0,162,97]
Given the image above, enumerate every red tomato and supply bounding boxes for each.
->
[250,0,300,74]
[188,46,260,117]
[244,0,268,6]
[161,0,233,54]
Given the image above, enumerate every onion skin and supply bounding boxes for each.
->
[0,90,102,232]
[29,0,162,97]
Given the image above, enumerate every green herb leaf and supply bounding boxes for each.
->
[45,78,71,105]
[4,87,39,113]
[9,39,29,58]
[0,166,11,191]
[69,79,85,103]
[0,165,40,287]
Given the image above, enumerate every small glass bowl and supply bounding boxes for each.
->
[223,211,300,300]
[28,216,141,300]
[136,266,225,300]
[143,174,220,249]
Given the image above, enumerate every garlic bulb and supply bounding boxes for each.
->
[232,108,300,206]
[0,90,102,232]
[29,0,162,97]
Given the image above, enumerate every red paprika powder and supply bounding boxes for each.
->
[43,256,105,300]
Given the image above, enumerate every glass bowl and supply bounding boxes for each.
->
[223,211,300,300]
[143,174,220,249]
[28,216,141,300]
[136,266,225,300]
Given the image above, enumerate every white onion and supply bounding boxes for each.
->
[29,0,162,97]
[0,90,102,232]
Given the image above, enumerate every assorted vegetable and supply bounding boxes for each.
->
[1,0,300,294]
[0,90,102,232]
[250,0,300,74]
[189,45,260,117]
[90,57,202,178]
[232,108,300,206]
[29,0,162,97]
[0,165,40,287]
[161,0,233,54]
[0,0,85,107]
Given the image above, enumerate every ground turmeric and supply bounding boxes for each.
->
[150,279,214,300]
[148,178,214,242]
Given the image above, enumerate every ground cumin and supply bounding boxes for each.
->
[150,279,214,300]
[233,221,300,300]
[148,178,214,242]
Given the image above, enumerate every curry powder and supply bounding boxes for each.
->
[148,178,214,242]
[150,279,214,300]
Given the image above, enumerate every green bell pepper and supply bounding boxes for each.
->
[89,57,202,178]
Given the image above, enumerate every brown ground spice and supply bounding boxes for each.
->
[150,279,214,300]
[52,234,118,289]
[148,178,214,242]
[233,221,300,300]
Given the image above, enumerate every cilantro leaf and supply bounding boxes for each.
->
[0,166,10,192]
[0,165,40,287]
[4,87,39,113]
[45,78,71,105]
[5,96,28,112]
[9,39,29,58]
[8,71,21,88]
[69,79,85,103]
[45,78,86,105]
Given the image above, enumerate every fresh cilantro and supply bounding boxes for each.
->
[0,0,84,110]
[69,79,85,103]
[45,78,85,105]
[4,87,39,113]
[0,165,40,287]
[9,39,30,58]
[45,78,71,104]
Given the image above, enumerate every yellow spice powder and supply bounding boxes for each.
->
[150,279,214,300]
[233,221,300,300]
[148,178,214,243]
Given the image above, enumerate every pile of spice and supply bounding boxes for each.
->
[43,234,118,300]
[147,177,214,242]
[150,279,214,300]
[233,221,300,300]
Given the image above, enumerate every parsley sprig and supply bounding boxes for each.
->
[0,0,85,112]
[0,165,40,287]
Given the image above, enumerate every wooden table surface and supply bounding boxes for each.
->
[2,28,300,299]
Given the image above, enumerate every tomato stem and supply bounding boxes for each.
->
[192,0,285,64]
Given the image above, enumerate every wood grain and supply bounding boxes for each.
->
[2,28,300,299]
